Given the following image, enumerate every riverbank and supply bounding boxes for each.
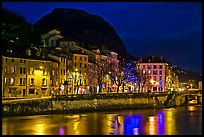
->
[3,94,195,117]
[1,103,183,117]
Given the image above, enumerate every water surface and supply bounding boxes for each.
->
[2,105,202,135]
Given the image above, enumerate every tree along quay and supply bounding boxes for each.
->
[2,93,195,117]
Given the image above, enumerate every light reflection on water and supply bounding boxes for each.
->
[2,106,202,135]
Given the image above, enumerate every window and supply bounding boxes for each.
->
[142,70,146,75]
[52,70,55,75]
[80,63,82,68]
[43,69,47,75]
[30,78,34,85]
[154,76,156,81]
[148,65,151,69]
[143,65,145,69]
[30,67,34,74]
[10,77,15,85]
[84,64,87,68]
[29,89,35,94]
[61,69,63,75]
[20,78,26,85]
[85,57,87,61]
[20,67,26,74]
[159,70,162,75]
[80,57,82,61]
[159,65,163,69]
[148,70,151,75]
[159,76,162,81]
[42,78,47,86]
[5,77,8,84]
[64,69,65,75]
[20,59,23,63]
[11,59,14,62]
[5,67,7,73]
[5,58,8,62]
[10,66,15,73]
[75,56,77,60]
[153,70,157,75]
[75,63,77,67]
[153,65,157,69]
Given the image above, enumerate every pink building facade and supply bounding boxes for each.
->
[137,62,166,92]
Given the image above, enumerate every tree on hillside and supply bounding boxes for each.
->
[2,8,43,53]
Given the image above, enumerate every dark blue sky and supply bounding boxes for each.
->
[2,2,202,73]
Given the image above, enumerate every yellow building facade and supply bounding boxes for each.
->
[2,52,59,98]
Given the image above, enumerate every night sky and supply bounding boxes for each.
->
[2,2,202,73]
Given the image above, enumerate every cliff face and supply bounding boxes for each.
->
[34,8,129,57]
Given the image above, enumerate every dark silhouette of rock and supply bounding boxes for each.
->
[34,8,132,58]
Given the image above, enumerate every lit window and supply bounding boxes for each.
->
[148,70,151,74]
[52,70,55,75]
[5,67,7,73]
[143,70,146,75]
[10,66,15,73]
[5,77,8,84]
[30,67,34,74]
[10,77,15,85]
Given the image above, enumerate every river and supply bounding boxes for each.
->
[2,105,202,135]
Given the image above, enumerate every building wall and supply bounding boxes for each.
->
[2,56,51,98]
[72,54,89,94]
[136,63,166,92]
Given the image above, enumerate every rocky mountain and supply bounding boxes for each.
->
[34,8,133,59]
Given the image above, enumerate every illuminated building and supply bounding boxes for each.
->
[2,50,58,98]
[136,56,180,92]
[136,56,167,92]
[34,29,119,94]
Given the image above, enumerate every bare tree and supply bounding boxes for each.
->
[110,62,137,93]
[94,54,112,93]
